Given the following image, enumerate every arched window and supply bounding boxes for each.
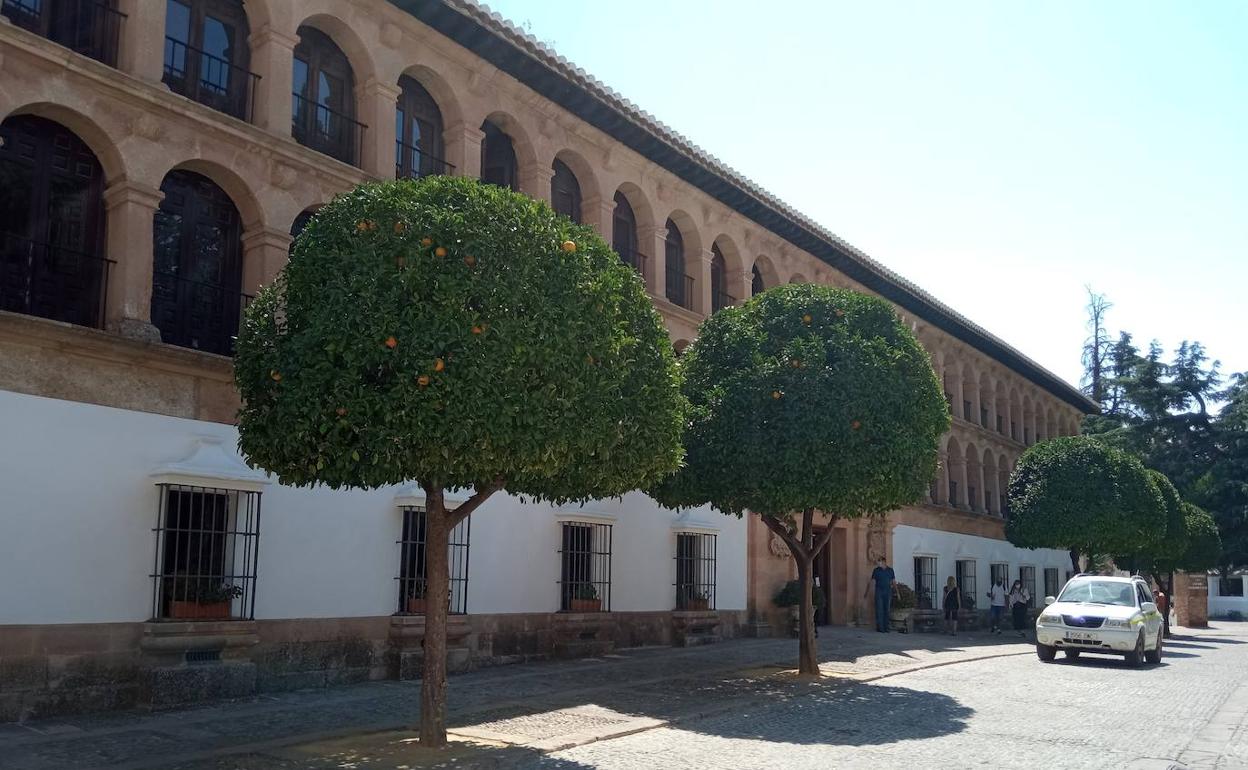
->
[395,75,447,179]
[550,159,582,223]
[151,170,243,355]
[163,0,254,120]
[664,219,690,309]
[710,244,729,313]
[1,0,123,66]
[0,115,108,328]
[751,264,764,296]
[289,208,316,256]
[292,26,360,165]
[612,191,640,272]
[480,120,518,191]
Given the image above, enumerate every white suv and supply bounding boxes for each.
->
[1034,575,1164,666]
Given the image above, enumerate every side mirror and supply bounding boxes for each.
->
[1141,602,1157,613]
[1044,596,1056,606]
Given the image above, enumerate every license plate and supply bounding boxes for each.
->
[1065,632,1094,642]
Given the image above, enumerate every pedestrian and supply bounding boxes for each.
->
[863,556,896,633]
[1008,579,1030,638]
[942,576,961,635]
[987,577,1007,634]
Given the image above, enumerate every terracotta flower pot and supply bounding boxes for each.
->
[406,597,427,614]
[169,600,231,620]
[569,598,601,613]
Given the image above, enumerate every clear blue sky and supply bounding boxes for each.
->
[482,0,1246,392]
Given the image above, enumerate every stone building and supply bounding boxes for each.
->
[0,0,1092,719]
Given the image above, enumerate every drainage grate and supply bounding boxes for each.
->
[185,649,222,664]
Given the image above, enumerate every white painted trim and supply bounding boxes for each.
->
[554,510,618,524]
[672,523,721,535]
[151,436,269,492]
[392,485,470,509]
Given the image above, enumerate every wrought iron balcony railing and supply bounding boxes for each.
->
[163,37,259,122]
[291,92,366,167]
[0,232,112,328]
[1,0,124,67]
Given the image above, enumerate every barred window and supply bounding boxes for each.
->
[396,506,470,615]
[955,560,977,611]
[1044,567,1060,598]
[913,556,937,610]
[150,484,260,621]
[990,563,1009,590]
[1219,576,1244,597]
[675,532,716,610]
[1020,565,1036,608]
[559,521,611,612]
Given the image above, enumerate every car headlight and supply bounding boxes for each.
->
[1102,618,1130,628]
[1038,613,1061,624]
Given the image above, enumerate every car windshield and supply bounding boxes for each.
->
[1056,580,1137,607]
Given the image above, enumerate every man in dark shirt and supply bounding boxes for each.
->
[864,556,896,632]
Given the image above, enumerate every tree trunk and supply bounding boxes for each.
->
[1069,548,1081,574]
[796,555,819,676]
[419,486,451,747]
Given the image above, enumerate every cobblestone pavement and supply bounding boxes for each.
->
[536,625,1248,770]
[2,625,1245,769]
[0,627,1026,769]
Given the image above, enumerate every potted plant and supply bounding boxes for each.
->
[890,582,917,633]
[169,580,243,620]
[406,582,427,615]
[568,583,601,612]
[684,590,711,611]
[773,580,826,635]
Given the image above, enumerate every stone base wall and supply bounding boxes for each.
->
[0,610,748,722]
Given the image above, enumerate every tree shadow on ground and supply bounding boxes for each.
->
[1164,641,1215,650]
[1048,655,1170,669]
[1171,633,1245,645]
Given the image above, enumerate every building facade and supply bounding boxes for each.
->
[0,0,1092,720]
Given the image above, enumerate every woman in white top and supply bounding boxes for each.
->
[1008,580,1031,638]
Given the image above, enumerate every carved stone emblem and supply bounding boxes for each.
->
[768,530,791,559]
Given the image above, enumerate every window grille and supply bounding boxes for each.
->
[1019,566,1036,608]
[990,563,1009,591]
[1219,577,1244,597]
[913,556,937,610]
[396,506,470,615]
[674,532,716,610]
[150,484,260,621]
[1044,567,1059,598]
[948,480,959,507]
[955,560,977,611]
[559,521,612,612]
[963,400,972,421]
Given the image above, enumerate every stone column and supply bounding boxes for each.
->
[935,451,949,505]
[241,227,293,295]
[103,180,164,342]
[249,25,298,136]
[646,226,668,300]
[116,0,167,84]
[727,268,750,306]
[1173,572,1209,628]
[444,121,484,179]
[519,161,554,204]
[582,193,616,239]
[358,78,400,179]
[696,248,714,316]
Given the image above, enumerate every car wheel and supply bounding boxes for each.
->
[1036,643,1057,662]
[1145,629,1163,664]
[1065,649,1081,660]
[1125,632,1145,667]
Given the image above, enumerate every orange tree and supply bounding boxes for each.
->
[653,284,948,675]
[234,177,684,746]
[1006,436,1165,572]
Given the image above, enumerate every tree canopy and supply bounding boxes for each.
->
[653,284,948,518]
[235,176,685,501]
[1006,436,1165,569]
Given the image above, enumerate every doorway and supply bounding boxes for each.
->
[812,529,833,625]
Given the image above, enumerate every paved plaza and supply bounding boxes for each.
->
[1,624,1246,769]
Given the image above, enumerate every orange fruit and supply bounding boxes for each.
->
[802,314,812,325]
[852,420,861,430]
[385,336,398,349]
[835,309,845,318]
[562,240,577,253]
[270,370,282,382]
[417,375,430,387]
[464,255,476,267]
[394,221,406,234]
[433,358,445,372]
[772,390,782,400]
[336,407,347,417]
[435,246,447,257]
[471,325,483,335]
[421,237,433,247]
[790,359,802,368]
[356,220,369,232]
